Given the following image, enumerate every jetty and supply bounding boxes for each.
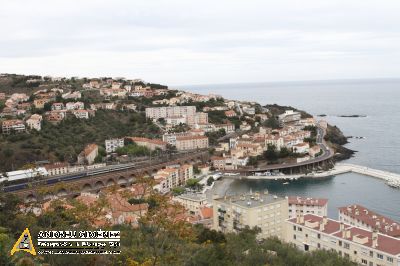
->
[229,163,400,188]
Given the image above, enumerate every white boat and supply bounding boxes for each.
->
[283,182,289,185]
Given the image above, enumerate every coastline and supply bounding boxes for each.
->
[207,162,400,202]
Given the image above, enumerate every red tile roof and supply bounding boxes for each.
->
[339,204,400,237]
[288,196,328,207]
[289,214,400,256]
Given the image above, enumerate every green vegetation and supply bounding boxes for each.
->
[206,176,214,186]
[115,143,151,157]
[171,186,185,196]
[0,110,160,171]
[185,178,204,191]
[180,98,225,110]
[206,128,226,146]
[207,110,227,124]
[0,192,355,266]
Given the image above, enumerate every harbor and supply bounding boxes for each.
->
[225,163,400,189]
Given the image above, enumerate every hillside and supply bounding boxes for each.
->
[0,110,160,171]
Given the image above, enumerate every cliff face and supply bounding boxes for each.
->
[324,125,355,161]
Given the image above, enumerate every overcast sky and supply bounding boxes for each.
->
[0,0,399,85]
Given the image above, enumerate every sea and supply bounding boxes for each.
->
[182,79,400,221]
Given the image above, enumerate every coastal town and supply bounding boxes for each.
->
[1,74,399,266]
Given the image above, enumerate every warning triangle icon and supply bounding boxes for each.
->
[10,228,36,256]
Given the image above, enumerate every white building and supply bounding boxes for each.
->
[145,106,196,124]
[338,205,400,238]
[173,193,208,215]
[26,114,43,131]
[286,214,400,266]
[288,196,328,219]
[105,138,125,153]
[213,193,288,239]
[277,110,301,127]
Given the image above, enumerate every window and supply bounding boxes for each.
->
[369,251,373,257]
[293,234,296,240]
[317,243,321,249]
[354,250,357,255]
[344,242,350,249]
[293,225,297,231]
[298,227,303,232]
[361,259,367,265]
[377,254,383,260]
[338,240,342,246]
[317,233,321,239]
[387,257,393,263]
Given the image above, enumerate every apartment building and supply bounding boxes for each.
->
[105,138,125,153]
[288,196,328,219]
[2,119,25,134]
[175,135,209,151]
[213,193,288,239]
[153,164,193,193]
[145,106,198,125]
[26,114,43,131]
[339,205,400,238]
[277,110,301,127]
[195,112,209,124]
[286,214,400,266]
[153,168,179,193]
[173,193,208,215]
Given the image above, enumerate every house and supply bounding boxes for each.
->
[106,193,148,226]
[51,102,64,111]
[293,142,310,154]
[2,119,25,134]
[66,102,84,110]
[77,144,99,165]
[62,91,82,100]
[26,114,43,131]
[44,162,69,176]
[10,93,29,103]
[34,98,51,109]
[46,111,66,124]
[225,110,237,117]
[72,109,90,119]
